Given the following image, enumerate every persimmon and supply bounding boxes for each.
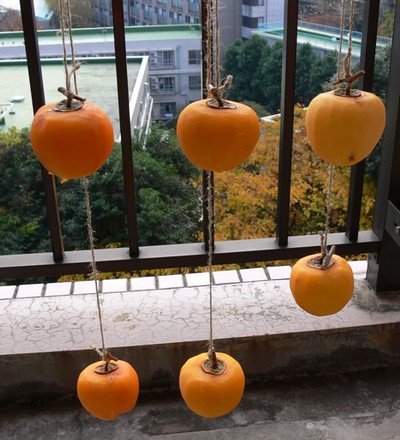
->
[290,253,354,317]
[30,99,114,179]
[179,352,245,418]
[77,359,139,421]
[177,98,259,172]
[306,89,386,166]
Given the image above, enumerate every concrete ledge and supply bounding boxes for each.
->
[1,277,400,402]
[0,260,368,299]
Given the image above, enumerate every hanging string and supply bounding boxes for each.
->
[58,0,70,92]
[204,0,223,372]
[58,1,109,369]
[347,0,356,56]
[336,0,346,81]
[56,0,83,109]
[206,171,215,363]
[334,0,364,95]
[317,0,361,268]
[318,0,355,267]
[83,178,108,366]
[66,0,78,95]
[214,0,221,89]
[206,0,212,98]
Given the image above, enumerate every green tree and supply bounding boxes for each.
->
[223,37,338,114]
[0,128,50,254]
[0,125,201,255]
[223,36,268,103]
[258,41,283,113]
[373,44,391,100]
[222,38,244,100]
[241,101,269,118]
[296,44,316,105]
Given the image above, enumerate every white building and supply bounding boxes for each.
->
[0,24,202,122]
[242,0,284,39]
[91,0,201,27]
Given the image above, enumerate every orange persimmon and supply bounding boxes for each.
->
[177,99,259,172]
[77,360,139,421]
[30,100,114,179]
[306,90,386,166]
[290,253,354,317]
[179,352,245,418]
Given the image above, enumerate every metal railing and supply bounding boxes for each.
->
[2,0,400,293]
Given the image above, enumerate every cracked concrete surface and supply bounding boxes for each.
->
[1,368,400,440]
[1,279,400,356]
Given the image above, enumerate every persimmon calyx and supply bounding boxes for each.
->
[333,88,363,98]
[53,87,86,112]
[207,74,237,109]
[94,362,119,375]
[307,245,336,271]
[202,347,226,375]
[92,347,119,374]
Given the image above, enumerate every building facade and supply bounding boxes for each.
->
[92,1,284,43]
[92,0,201,27]
[242,0,284,39]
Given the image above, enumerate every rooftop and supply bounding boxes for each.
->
[0,24,201,47]
[0,57,142,135]
[254,22,390,58]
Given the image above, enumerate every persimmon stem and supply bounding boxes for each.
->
[202,346,226,375]
[58,87,86,103]
[207,75,235,109]
[333,0,365,97]
[92,346,118,372]
[208,346,218,370]
[321,244,336,269]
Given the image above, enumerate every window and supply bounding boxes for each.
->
[189,75,201,90]
[159,50,175,68]
[172,0,183,9]
[188,0,200,13]
[188,50,201,65]
[150,50,175,68]
[160,102,177,117]
[150,76,176,93]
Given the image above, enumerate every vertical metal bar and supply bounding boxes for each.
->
[201,0,214,252]
[276,0,298,247]
[345,0,380,242]
[367,0,400,292]
[20,0,64,262]
[111,0,139,257]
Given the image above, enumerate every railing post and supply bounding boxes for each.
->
[201,0,214,253]
[20,0,64,263]
[112,0,140,257]
[276,0,298,247]
[345,0,380,242]
[367,0,400,292]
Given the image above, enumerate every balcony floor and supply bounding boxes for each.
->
[1,367,400,440]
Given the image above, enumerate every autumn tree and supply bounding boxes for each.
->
[209,108,376,242]
[0,8,22,31]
